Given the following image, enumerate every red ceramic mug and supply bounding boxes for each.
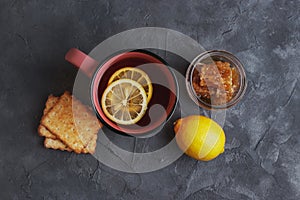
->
[65,48,178,135]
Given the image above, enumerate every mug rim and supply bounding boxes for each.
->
[90,49,178,135]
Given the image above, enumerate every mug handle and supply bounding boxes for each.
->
[65,48,99,78]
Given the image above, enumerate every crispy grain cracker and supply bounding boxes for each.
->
[38,125,57,139]
[43,95,59,115]
[41,92,85,153]
[84,134,98,154]
[38,95,71,151]
[38,95,58,139]
[72,97,102,153]
[44,138,72,152]
[41,92,101,154]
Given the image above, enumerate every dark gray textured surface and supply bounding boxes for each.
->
[0,0,299,199]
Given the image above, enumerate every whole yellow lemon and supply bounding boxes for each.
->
[174,115,225,161]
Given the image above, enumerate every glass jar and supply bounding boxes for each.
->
[186,50,247,110]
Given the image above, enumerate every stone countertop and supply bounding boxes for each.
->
[0,0,299,199]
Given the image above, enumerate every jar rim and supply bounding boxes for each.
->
[186,50,247,110]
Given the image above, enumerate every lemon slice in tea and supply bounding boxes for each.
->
[101,79,148,125]
[108,67,153,103]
